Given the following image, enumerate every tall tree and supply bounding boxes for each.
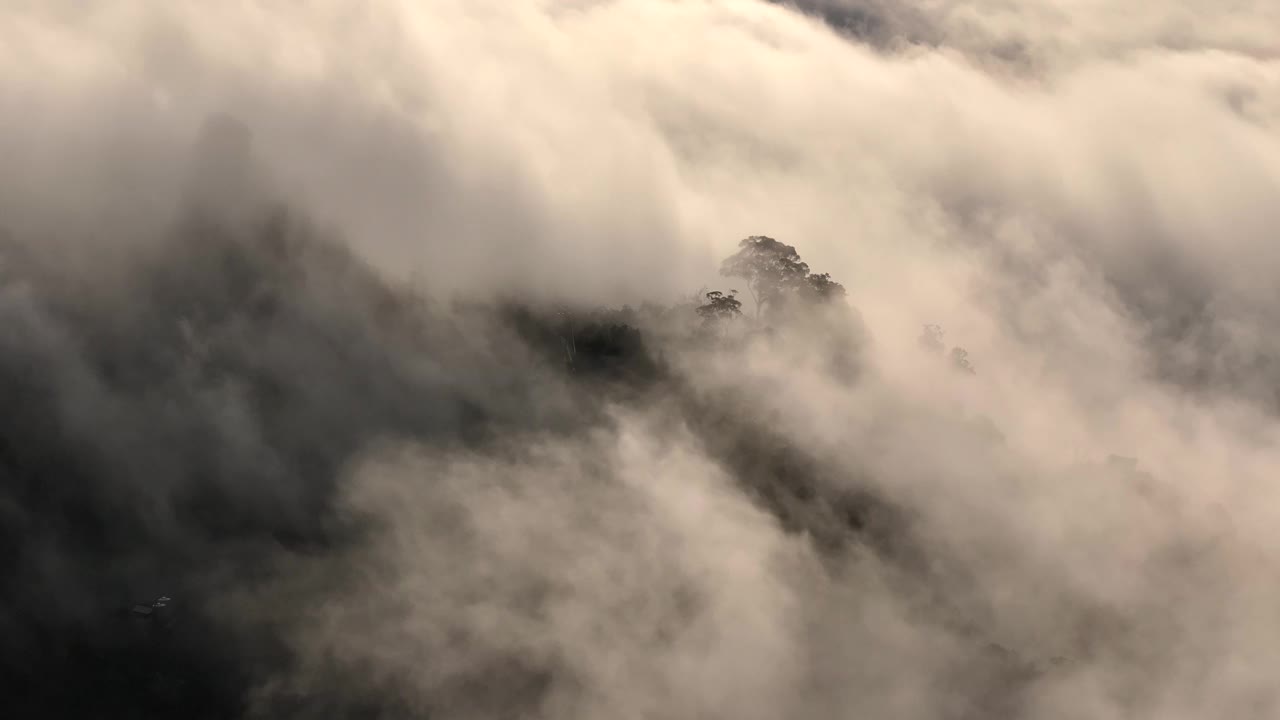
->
[719,236,812,320]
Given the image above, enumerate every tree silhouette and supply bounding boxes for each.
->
[801,272,847,303]
[720,236,812,320]
[920,324,945,354]
[696,290,743,327]
[719,236,845,320]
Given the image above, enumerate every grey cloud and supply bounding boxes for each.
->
[768,0,942,48]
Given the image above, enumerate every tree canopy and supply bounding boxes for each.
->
[719,236,845,320]
[696,289,743,324]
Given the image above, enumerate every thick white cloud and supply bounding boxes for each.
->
[5,1,1278,310]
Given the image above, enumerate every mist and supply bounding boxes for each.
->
[3,1,1280,718]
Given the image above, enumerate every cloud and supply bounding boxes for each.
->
[4,0,1280,717]
[243,418,815,718]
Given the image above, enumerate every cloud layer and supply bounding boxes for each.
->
[4,1,1280,718]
